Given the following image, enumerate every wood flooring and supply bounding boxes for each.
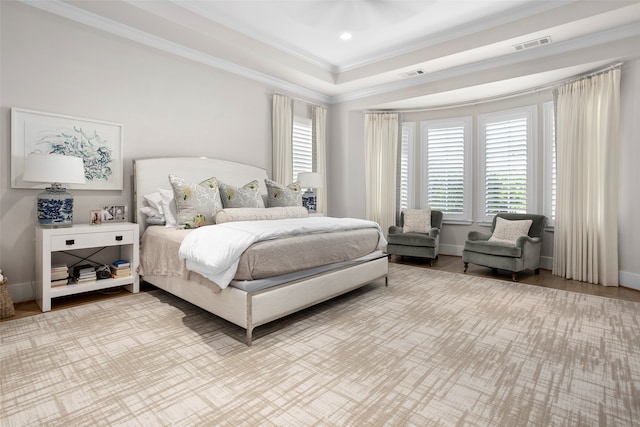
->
[3,255,639,323]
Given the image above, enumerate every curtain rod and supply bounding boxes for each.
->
[273,91,327,109]
[366,61,624,114]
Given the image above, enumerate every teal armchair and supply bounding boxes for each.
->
[463,213,547,281]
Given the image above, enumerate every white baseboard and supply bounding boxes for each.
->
[619,271,640,291]
[7,281,35,303]
[439,244,463,257]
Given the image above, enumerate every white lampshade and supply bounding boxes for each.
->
[23,154,86,185]
[297,172,323,189]
[23,154,85,227]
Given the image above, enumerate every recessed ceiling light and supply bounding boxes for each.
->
[340,32,352,41]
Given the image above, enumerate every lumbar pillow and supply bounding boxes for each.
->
[169,175,223,228]
[218,180,265,208]
[402,208,432,233]
[215,206,308,224]
[265,179,302,207]
[489,216,533,244]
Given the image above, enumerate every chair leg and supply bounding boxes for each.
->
[463,262,468,273]
[535,268,540,275]
[512,272,517,282]
[429,259,434,267]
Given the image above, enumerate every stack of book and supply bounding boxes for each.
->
[73,264,97,284]
[110,260,131,278]
[51,264,69,287]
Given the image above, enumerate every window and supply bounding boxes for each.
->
[292,116,312,182]
[478,106,537,224]
[420,117,472,223]
[543,101,556,227]
[398,122,415,209]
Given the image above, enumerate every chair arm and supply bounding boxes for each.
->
[388,225,403,235]
[429,227,440,238]
[467,231,491,241]
[515,236,542,247]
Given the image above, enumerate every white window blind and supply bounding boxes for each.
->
[479,106,537,223]
[398,122,414,209]
[292,116,312,182]
[421,118,472,223]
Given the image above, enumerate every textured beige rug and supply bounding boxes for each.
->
[2,264,639,426]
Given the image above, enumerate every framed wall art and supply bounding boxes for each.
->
[11,108,123,190]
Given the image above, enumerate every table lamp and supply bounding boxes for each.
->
[22,154,86,227]
[297,172,322,213]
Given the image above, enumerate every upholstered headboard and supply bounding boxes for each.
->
[133,157,269,234]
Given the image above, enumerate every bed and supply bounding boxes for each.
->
[133,157,389,345]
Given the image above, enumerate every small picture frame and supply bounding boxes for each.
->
[90,210,102,226]
[102,205,128,222]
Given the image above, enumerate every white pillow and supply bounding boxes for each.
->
[402,208,431,233]
[143,192,164,215]
[159,188,177,227]
[140,206,161,217]
[489,217,533,244]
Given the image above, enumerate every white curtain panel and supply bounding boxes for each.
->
[553,68,621,286]
[365,112,399,237]
[272,94,293,184]
[313,106,328,214]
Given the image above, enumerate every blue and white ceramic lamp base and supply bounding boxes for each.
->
[36,186,74,227]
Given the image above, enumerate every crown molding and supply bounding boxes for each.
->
[330,21,640,105]
[16,0,640,107]
[18,0,332,104]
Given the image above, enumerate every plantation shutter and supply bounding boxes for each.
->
[398,124,410,210]
[484,117,528,215]
[426,126,465,214]
[292,117,313,182]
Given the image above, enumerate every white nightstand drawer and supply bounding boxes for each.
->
[51,230,134,251]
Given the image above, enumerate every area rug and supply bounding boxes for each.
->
[1,264,639,426]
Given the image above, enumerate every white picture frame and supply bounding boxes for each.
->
[11,108,123,190]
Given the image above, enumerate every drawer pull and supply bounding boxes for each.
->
[115,235,123,241]
[65,239,75,246]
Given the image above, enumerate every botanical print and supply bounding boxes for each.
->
[11,108,123,190]
[32,126,114,183]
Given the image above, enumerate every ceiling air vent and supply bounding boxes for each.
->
[514,36,551,51]
[400,69,425,78]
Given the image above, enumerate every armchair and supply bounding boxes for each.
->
[462,213,547,281]
[387,209,443,266]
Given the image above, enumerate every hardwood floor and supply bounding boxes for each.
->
[3,255,639,323]
[392,254,640,303]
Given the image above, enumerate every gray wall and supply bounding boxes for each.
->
[1,2,277,300]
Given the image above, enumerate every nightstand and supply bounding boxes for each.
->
[35,222,139,312]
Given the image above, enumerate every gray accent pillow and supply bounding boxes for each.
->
[218,180,265,208]
[265,179,302,207]
[169,174,223,228]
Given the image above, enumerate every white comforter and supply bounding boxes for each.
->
[178,216,387,289]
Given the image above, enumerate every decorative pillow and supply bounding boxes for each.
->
[265,179,302,207]
[403,208,432,233]
[218,180,265,208]
[489,217,533,245]
[143,192,164,215]
[215,206,308,224]
[169,174,223,228]
[158,188,177,227]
